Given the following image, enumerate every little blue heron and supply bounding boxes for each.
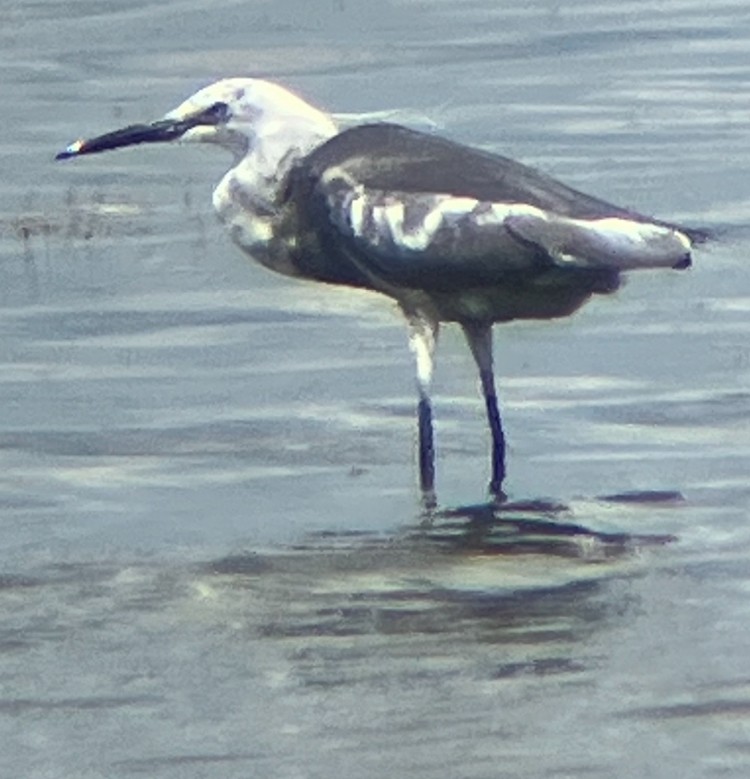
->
[57,78,704,505]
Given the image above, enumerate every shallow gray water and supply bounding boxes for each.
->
[2,1,750,777]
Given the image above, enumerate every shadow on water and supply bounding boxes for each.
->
[0,487,704,777]
[419,491,680,559]
[188,491,679,688]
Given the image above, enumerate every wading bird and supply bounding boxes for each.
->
[57,78,704,505]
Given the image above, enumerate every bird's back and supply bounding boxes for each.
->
[279,123,699,323]
[293,123,685,223]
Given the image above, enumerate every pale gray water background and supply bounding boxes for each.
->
[2,0,750,776]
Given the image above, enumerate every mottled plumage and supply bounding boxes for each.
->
[56,78,704,504]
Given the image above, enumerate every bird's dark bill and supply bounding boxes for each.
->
[55,101,230,160]
[55,118,189,160]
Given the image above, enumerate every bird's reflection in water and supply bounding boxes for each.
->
[417,490,679,560]
[201,491,679,690]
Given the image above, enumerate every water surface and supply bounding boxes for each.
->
[2,1,750,777]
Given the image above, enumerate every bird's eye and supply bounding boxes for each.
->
[203,101,231,124]
[207,103,232,123]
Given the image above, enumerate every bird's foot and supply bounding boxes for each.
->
[420,488,438,516]
[488,481,508,505]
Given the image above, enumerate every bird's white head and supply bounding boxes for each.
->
[165,78,338,160]
[56,78,338,165]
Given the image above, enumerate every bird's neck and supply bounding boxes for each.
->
[212,117,336,274]
[253,119,335,191]
[218,115,335,205]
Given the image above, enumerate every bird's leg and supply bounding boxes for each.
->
[404,311,439,509]
[463,322,507,498]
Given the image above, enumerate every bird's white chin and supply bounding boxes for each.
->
[178,124,250,159]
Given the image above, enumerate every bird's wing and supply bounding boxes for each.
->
[287,123,695,290]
